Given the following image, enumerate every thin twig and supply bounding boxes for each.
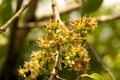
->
[86,41,116,80]
[55,75,66,80]
[48,0,62,80]
[18,21,47,29]
[48,50,60,80]
[81,0,85,17]
[51,0,62,24]
[0,0,32,33]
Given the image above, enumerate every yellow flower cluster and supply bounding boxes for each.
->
[18,18,97,80]
[63,45,90,73]
[71,18,97,37]
[18,51,55,80]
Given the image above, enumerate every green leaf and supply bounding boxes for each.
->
[84,0,103,13]
[91,73,104,80]
[39,68,49,75]
[61,13,70,21]
[79,73,104,80]
[0,0,13,26]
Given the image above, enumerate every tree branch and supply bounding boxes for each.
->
[86,41,116,80]
[36,3,120,22]
[51,0,62,24]
[0,0,38,79]
[51,0,60,21]
[2,0,120,31]
[81,0,85,17]
[15,1,120,28]
[96,15,120,22]
[48,50,60,80]
[0,0,32,33]
[18,21,47,29]
[17,13,120,29]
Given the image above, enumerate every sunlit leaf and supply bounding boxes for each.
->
[79,73,104,80]
[91,73,104,80]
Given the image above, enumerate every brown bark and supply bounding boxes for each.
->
[0,0,38,80]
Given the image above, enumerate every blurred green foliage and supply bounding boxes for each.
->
[0,0,13,26]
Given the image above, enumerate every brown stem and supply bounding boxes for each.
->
[81,0,85,17]
[51,0,61,22]
[86,41,116,80]
[48,50,59,80]
[18,21,47,29]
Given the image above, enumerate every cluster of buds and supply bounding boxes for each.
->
[63,45,90,73]
[18,17,97,80]
[71,18,97,37]
[18,51,55,80]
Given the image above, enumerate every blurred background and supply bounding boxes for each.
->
[0,0,120,80]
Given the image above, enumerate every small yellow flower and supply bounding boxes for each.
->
[18,67,25,76]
